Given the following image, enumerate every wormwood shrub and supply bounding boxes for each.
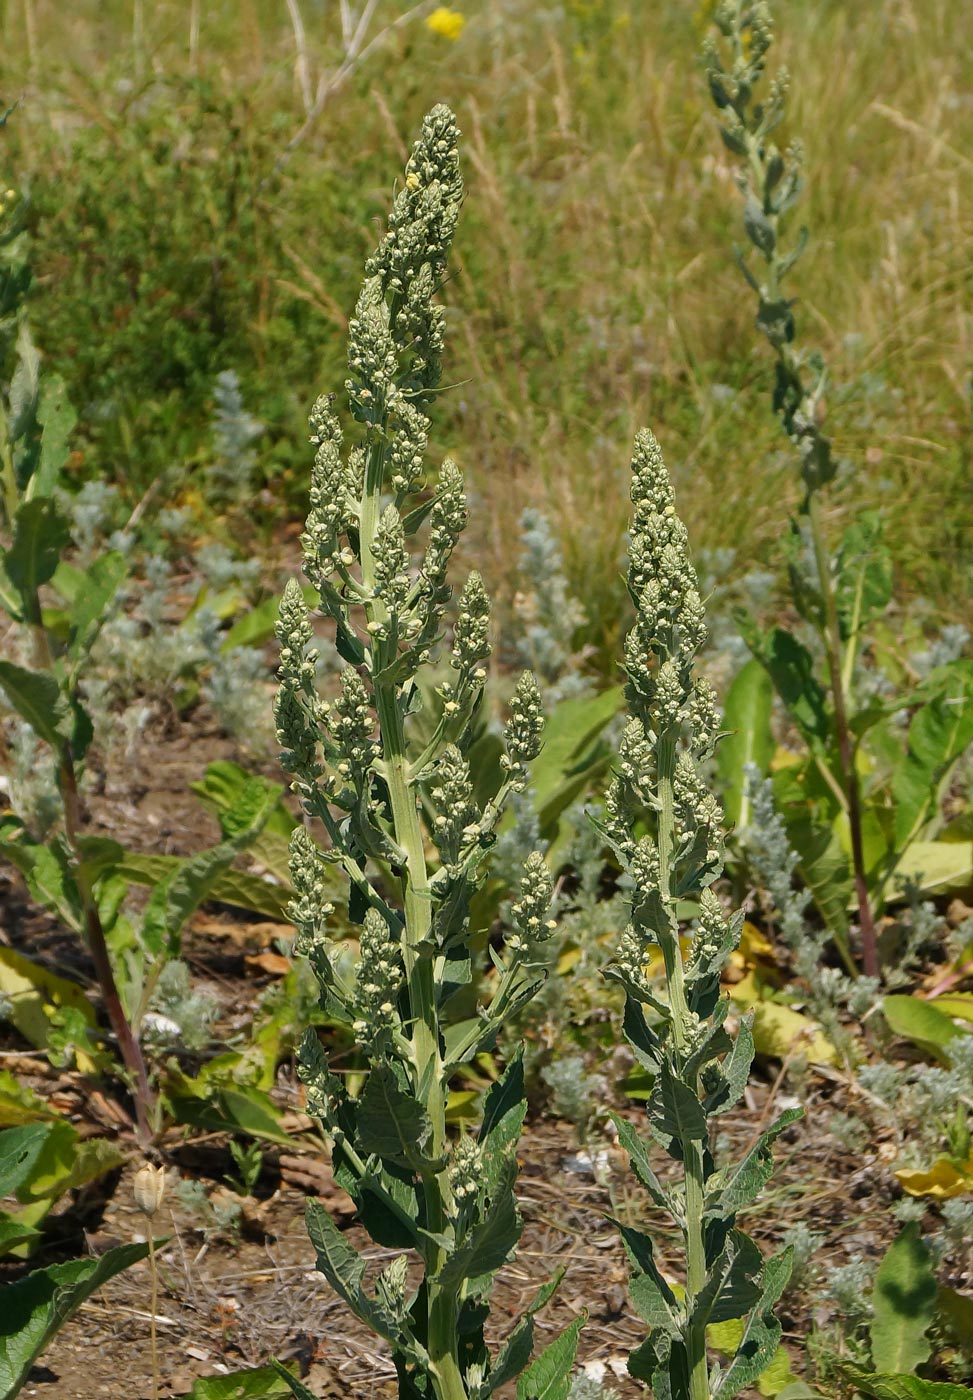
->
[277,101,796,1400]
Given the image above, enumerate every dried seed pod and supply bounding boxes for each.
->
[133,1163,166,1218]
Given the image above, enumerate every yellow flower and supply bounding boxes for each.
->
[425,7,465,41]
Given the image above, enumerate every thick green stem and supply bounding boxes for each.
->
[359,427,465,1400]
[657,732,710,1400]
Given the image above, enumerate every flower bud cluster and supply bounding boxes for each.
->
[288,825,336,958]
[430,745,480,872]
[505,852,555,956]
[374,505,411,614]
[352,907,403,1046]
[275,580,326,787]
[448,1135,481,1212]
[500,672,544,792]
[302,398,356,582]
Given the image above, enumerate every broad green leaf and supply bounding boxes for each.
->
[67,552,126,664]
[515,1310,586,1400]
[117,850,291,921]
[0,947,98,1070]
[14,1122,124,1202]
[0,1073,57,1128]
[356,1064,431,1167]
[31,375,77,500]
[305,1198,396,1340]
[869,1224,936,1375]
[183,1365,296,1399]
[893,664,973,848]
[743,625,830,747]
[480,1270,566,1399]
[718,660,774,830]
[0,1124,53,1198]
[834,1359,973,1400]
[0,1213,42,1257]
[613,1219,681,1336]
[693,1230,762,1327]
[530,686,624,834]
[707,1109,802,1218]
[708,1316,798,1397]
[0,1240,149,1399]
[890,841,973,899]
[2,497,70,606]
[0,662,70,750]
[713,1247,792,1400]
[652,1065,708,1146]
[882,996,963,1064]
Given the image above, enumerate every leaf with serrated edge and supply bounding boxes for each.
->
[611,1115,672,1213]
[0,662,71,751]
[305,1198,396,1340]
[712,1248,793,1400]
[515,1311,586,1400]
[356,1063,431,1167]
[707,1109,802,1218]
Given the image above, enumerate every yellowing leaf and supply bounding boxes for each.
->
[708,1315,798,1396]
[729,976,837,1064]
[728,921,776,975]
[0,948,99,1073]
[895,1156,973,1200]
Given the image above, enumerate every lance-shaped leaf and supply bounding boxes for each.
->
[356,1063,432,1169]
[65,551,126,666]
[613,1219,682,1337]
[2,497,71,611]
[711,1247,793,1400]
[717,660,774,832]
[688,1229,762,1329]
[703,1015,756,1117]
[0,662,71,751]
[305,1198,398,1341]
[706,1108,802,1219]
[477,1269,565,1400]
[515,1310,586,1400]
[650,1065,709,1155]
[0,1240,150,1399]
[440,1153,522,1290]
[611,1115,673,1215]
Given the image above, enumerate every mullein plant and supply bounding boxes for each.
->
[274,106,582,1400]
[602,430,797,1400]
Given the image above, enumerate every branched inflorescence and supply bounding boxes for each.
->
[274,107,570,1400]
[605,430,797,1400]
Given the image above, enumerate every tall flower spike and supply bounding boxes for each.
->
[279,107,571,1400]
[607,429,798,1400]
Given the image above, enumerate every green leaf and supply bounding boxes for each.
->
[651,1065,708,1150]
[223,585,318,652]
[67,552,126,664]
[31,375,77,500]
[890,841,973,899]
[305,1198,396,1341]
[530,686,624,835]
[613,1220,681,1336]
[0,662,71,750]
[356,1064,431,1167]
[611,1115,670,1211]
[893,663,973,849]
[515,1310,586,1400]
[0,1213,42,1257]
[0,1240,149,1400]
[3,497,71,603]
[744,192,775,256]
[744,626,830,747]
[707,1109,802,1218]
[269,1362,320,1400]
[882,996,962,1065]
[0,1124,53,1198]
[869,1225,937,1375]
[717,660,774,831]
[183,1365,296,1399]
[712,1248,793,1400]
[833,1359,973,1400]
[0,947,97,1066]
[479,1270,566,1399]
[440,1154,522,1290]
[117,851,292,921]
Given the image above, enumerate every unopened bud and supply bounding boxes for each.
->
[133,1163,166,1218]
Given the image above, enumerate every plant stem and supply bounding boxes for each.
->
[657,733,710,1400]
[806,496,879,977]
[27,592,154,1146]
[147,1232,160,1400]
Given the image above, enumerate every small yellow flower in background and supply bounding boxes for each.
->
[425,7,466,41]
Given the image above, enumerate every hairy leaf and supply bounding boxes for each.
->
[515,1310,586,1400]
[356,1064,431,1168]
[305,1198,397,1341]
[869,1225,936,1375]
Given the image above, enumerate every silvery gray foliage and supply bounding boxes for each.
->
[274,106,580,1400]
[602,430,796,1400]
